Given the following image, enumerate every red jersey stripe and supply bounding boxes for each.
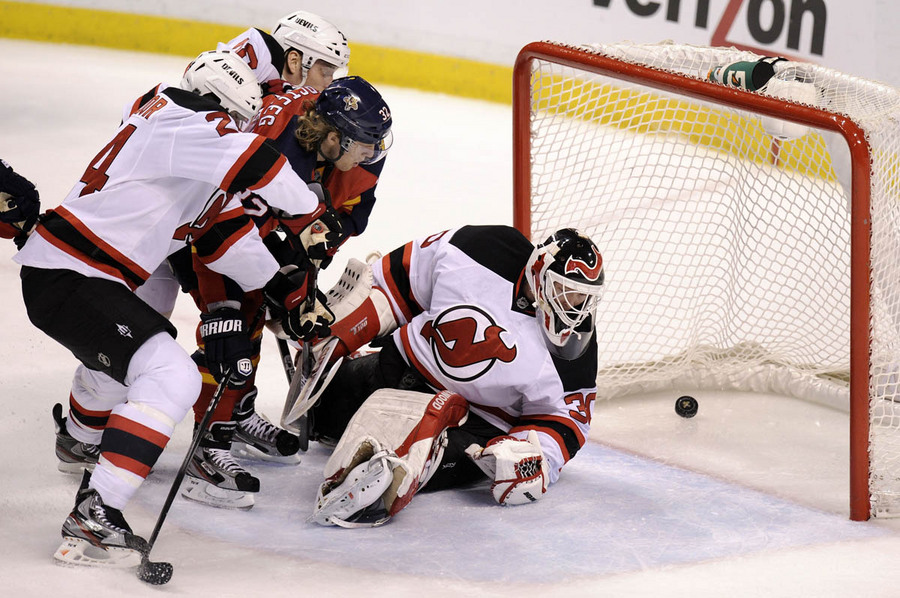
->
[103,452,152,478]
[510,424,573,463]
[220,136,266,192]
[514,414,586,447]
[107,414,170,449]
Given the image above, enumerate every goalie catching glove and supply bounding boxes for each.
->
[263,265,335,341]
[466,430,549,506]
[199,305,254,388]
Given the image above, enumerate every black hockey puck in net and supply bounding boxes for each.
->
[675,395,698,418]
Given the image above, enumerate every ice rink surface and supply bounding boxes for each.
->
[2,39,900,597]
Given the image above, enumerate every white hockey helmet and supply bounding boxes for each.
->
[180,50,262,125]
[525,228,605,360]
[272,11,350,76]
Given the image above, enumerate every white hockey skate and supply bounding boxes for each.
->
[182,422,259,510]
[54,470,147,570]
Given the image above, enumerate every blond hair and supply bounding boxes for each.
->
[294,102,338,153]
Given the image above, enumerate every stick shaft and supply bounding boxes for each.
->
[145,305,266,551]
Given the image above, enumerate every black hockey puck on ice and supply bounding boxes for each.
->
[675,395,698,418]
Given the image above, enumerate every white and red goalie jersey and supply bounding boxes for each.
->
[372,225,599,485]
[15,86,319,292]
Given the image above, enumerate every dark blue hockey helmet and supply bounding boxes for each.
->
[316,76,393,164]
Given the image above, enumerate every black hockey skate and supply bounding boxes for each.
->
[232,388,301,464]
[182,421,260,510]
[54,470,148,569]
[52,402,99,474]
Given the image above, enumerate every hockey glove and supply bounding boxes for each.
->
[465,430,549,506]
[199,306,254,388]
[283,288,334,341]
[299,186,343,269]
[263,265,335,341]
[0,159,40,236]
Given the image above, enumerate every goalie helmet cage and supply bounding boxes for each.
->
[512,40,900,521]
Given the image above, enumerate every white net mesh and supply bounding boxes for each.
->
[522,41,900,517]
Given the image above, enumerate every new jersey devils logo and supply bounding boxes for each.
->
[564,253,602,281]
[420,305,517,382]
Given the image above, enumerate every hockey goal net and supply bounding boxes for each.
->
[513,40,900,520]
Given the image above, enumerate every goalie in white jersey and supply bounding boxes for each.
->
[13,50,328,569]
[299,225,605,527]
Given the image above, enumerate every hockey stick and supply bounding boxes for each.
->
[277,265,319,451]
[137,305,266,585]
[276,337,313,451]
[276,337,296,383]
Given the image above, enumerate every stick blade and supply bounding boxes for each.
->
[281,338,340,432]
[137,558,173,585]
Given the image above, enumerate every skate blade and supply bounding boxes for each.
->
[181,476,255,510]
[54,537,143,569]
[231,442,302,465]
[56,460,96,475]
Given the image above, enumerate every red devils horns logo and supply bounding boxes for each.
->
[565,253,602,282]
[420,305,517,382]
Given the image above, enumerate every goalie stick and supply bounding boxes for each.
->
[277,337,310,451]
[137,305,266,586]
[281,337,342,434]
[276,263,319,449]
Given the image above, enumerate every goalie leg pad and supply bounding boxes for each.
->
[320,389,468,521]
[311,440,394,528]
[385,390,468,516]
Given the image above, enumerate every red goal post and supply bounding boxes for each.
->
[511,41,892,521]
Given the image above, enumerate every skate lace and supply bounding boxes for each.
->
[83,442,100,458]
[207,447,248,475]
[240,412,280,444]
[90,499,130,535]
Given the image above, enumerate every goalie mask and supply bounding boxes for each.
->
[316,76,393,165]
[526,228,605,360]
[181,50,262,127]
[272,11,351,81]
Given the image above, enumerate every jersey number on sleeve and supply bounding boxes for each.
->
[564,391,596,425]
[78,125,137,197]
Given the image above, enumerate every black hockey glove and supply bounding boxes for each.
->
[263,265,334,341]
[199,306,254,388]
[285,288,334,341]
[0,159,40,234]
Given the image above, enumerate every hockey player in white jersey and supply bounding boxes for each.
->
[221,10,350,93]
[297,225,605,526]
[56,11,353,484]
[14,50,328,570]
